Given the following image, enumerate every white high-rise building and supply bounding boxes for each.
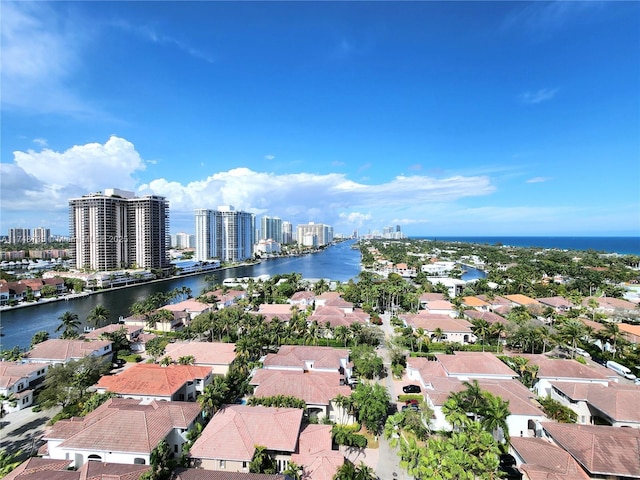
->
[195,206,255,262]
[171,232,195,249]
[69,188,169,271]
[282,221,293,244]
[260,216,283,243]
[296,222,333,247]
[32,227,51,244]
[8,228,31,244]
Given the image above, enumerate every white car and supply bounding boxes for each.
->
[574,347,591,358]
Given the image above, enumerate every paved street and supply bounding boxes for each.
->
[0,405,60,461]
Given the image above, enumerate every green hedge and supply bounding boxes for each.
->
[397,393,424,402]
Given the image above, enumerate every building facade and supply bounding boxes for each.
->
[260,216,283,243]
[69,188,169,271]
[32,227,51,244]
[296,222,333,247]
[282,221,293,244]
[195,206,255,262]
[8,228,31,244]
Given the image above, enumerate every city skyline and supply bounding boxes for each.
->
[1,2,639,237]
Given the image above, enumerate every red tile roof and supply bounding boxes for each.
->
[25,339,112,362]
[542,422,640,477]
[510,437,590,480]
[251,370,352,405]
[518,354,610,381]
[45,398,200,455]
[291,424,344,480]
[189,405,303,462]
[174,469,287,480]
[263,346,349,371]
[96,363,211,397]
[162,341,237,367]
[435,352,518,379]
[551,381,640,423]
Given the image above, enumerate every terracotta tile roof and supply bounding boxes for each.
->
[174,468,287,480]
[251,369,352,405]
[291,424,344,480]
[162,341,237,367]
[96,363,211,397]
[542,422,640,477]
[551,381,640,422]
[161,299,214,313]
[462,296,489,308]
[476,295,512,307]
[45,398,200,455]
[463,310,508,326]
[584,296,638,310]
[426,377,544,416]
[25,339,112,363]
[80,461,151,480]
[263,346,349,371]
[84,324,143,340]
[435,352,518,379]
[619,322,640,343]
[401,314,472,333]
[536,296,574,309]
[258,304,296,315]
[579,318,605,332]
[419,293,446,301]
[308,307,368,328]
[290,291,316,302]
[423,300,455,311]
[518,354,610,381]
[505,294,540,306]
[0,361,44,389]
[510,437,590,480]
[3,458,74,480]
[189,405,303,462]
[407,357,447,380]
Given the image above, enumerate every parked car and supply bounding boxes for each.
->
[403,384,421,394]
[405,399,419,406]
[401,404,419,412]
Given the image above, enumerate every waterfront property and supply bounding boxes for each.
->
[24,339,113,365]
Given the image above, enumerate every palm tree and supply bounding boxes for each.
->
[480,392,510,443]
[198,377,229,418]
[87,305,110,329]
[557,319,585,358]
[56,310,80,339]
[471,319,491,352]
[283,461,303,480]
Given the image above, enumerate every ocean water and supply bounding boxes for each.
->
[413,236,640,256]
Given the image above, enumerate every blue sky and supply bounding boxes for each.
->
[1,1,639,238]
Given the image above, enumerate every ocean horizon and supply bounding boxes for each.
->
[410,236,640,256]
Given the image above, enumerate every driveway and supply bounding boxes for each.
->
[0,405,61,461]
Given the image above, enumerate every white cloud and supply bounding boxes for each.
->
[526,176,550,183]
[0,2,96,116]
[264,154,276,160]
[339,211,372,227]
[2,136,146,213]
[33,138,48,147]
[521,88,559,104]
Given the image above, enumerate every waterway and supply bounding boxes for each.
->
[0,240,485,351]
[1,240,362,350]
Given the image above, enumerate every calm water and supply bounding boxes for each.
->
[0,240,362,350]
[416,236,640,255]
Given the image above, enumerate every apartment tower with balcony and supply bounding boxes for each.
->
[195,206,255,262]
[69,188,169,271]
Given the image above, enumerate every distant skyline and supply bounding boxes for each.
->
[1,1,639,237]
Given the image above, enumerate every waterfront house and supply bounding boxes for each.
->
[24,339,113,365]
[161,341,237,376]
[0,361,49,412]
[203,289,247,309]
[0,281,9,305]
[84,324,144,342]
[95,363,212,401]
[42,398,201,468]
[249,369,354,423]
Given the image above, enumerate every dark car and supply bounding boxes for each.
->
[403,384,421,394]
[401,404,419,412]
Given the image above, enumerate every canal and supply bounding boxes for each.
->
[0,241,485,350]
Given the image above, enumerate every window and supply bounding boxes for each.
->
[242,462,247,470]
[219,460,226,469]
[174,444,179,453]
